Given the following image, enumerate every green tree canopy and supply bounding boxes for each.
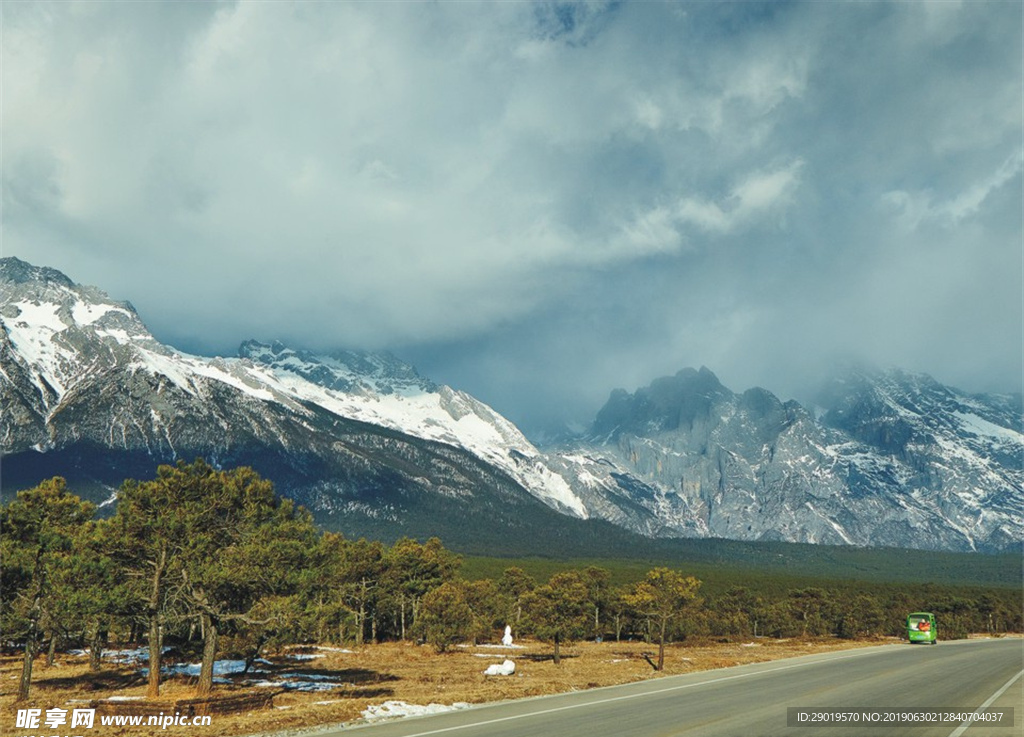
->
[2,478,95,700]
[623,568,701,671]
[415,581,474,652]
[521,571,590,665]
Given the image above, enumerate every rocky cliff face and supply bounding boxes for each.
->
[546,366,1022,551]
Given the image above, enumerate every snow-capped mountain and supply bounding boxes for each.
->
[2,257,1020,552]
[546,367,1023,551]
[0,257,594,547]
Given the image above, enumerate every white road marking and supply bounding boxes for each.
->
[947,667,1023,737]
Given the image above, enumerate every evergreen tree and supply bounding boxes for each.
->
[172,464,319,695]
[521,571,590,665]
[2,478,95,701]
[497,566,536,627]
[623,568,701,671]
[106,459,318,696]
[382,537,460,640]
[415,581,474,652]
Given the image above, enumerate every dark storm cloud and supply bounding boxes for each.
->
[4,1,1020,429]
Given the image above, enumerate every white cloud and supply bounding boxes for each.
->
[675,161,804,234]
[883,150,1023,232]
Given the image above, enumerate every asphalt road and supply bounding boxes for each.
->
[328,639,1023,737]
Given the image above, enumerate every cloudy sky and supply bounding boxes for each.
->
[3,1,1021,434]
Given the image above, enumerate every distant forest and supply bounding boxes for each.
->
[5,460,1020,703]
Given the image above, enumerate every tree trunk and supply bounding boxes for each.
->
[17,631,36,702]
[197,612,218,696]
[242,638,264,675]
[147,548,167,698]
[18,552,45,701]
[147,614,162,698]
[400,594,407,641]
[356,579,368,646]
[656,617,667,672]
[45,631,58,668]
[88,617,107,672]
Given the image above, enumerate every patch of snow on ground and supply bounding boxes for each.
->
[483,660,515,676]
[362,701,470,722]
[162,660,253,677]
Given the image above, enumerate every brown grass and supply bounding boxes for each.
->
[0,636,903,737]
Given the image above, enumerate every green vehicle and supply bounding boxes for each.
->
[907,612,937,644]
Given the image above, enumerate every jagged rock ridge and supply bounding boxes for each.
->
[546,366,1022,551]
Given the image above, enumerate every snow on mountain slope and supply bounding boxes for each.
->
[235,341,586,516]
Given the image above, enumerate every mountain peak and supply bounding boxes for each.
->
[0,256,75,288]
[593,366,733,438]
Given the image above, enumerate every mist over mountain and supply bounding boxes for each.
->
[2,257,1020,553]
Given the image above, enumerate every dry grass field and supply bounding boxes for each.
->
[0,636,893,737]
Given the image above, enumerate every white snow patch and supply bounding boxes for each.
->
[131,348,196,393]
[71,302,131,326]
[4,301,70,397]
[954,412,1022,443]
[188,360,276,401]
[362,701,470,722]
[483,660,516,676]
[94,328,134,344]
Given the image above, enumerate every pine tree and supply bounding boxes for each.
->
[415,581,474,652]
[521,571,590,665]
[623,568,701,671]
[2,478,95,701]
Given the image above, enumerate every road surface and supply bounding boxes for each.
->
[326,638,1022,737]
